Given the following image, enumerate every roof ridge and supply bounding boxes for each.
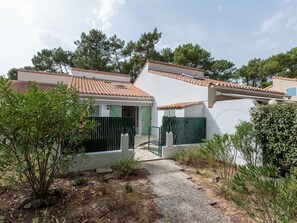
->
[147,60,204,72]
[148,69,285,95]
[71,68,130,77]
[12,80,58,86]
[71,75,132,84]
[272,76,297,82]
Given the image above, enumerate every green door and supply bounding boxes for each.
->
[110,105,122,117]
[141,106,151,135]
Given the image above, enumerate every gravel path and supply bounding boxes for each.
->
[142,160,232,223]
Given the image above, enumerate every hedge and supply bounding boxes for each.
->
[251,104,297,169]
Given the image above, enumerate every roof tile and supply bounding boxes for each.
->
[70,76,152,98]
[149,70,285,95]
[158,101,204,110]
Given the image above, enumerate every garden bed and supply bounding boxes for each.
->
[0,169,163,223]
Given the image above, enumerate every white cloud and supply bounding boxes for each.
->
[87,0,126,30]
[218,5,223,12]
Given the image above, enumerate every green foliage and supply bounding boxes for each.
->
[203,134,237,187]
[32,47,73,73]
[231,165,297,223]
[174,147,213,168]
[207,59,236,81]
[73,176,88,186]
[251,104,297,169]
[0,78,94,197]
[113,154,140,178]
[73,29,110,71]
[173,43,213,70]
[232,121,261,166]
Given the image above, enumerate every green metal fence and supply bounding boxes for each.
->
[81,117,135,153]
[161,117,206,146]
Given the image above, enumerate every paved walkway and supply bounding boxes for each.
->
[142,160,231,223]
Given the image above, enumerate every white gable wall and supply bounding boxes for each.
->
[18,71,71,85]
[204,99,256,138]
[71,69,130,82]
[134,64,208,129]
[135,64,257,139]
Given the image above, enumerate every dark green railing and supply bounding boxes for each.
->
[161,117,206,146]
[81,117,135,153]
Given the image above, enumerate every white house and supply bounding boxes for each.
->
[16,69,154,135]
[265,76,297,101]
[134,60,288,138]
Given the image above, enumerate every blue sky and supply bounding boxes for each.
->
[1,0,297,75]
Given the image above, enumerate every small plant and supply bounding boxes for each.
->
[174,147,214,168]
[113,154,140,178]
[203,134,237,188]
[124,183,133,193]
[73,176,88,186]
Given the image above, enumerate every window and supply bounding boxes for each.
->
[286,87,296,96]
[164,109,175,117]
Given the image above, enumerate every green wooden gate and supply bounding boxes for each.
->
[141,106,151,135]
[161,117,206,146]
[110,105,122,117]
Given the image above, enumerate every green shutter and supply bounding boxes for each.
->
[141,106,151,135]
[110,105,122,117]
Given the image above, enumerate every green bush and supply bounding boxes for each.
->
[0,78,95,199]
[113,154,140,178]
[174,147,213,168]
[251,104,297,169]
[73,176,88,186]
[230,164,297,223]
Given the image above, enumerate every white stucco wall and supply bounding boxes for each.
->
[175,109,185,117]
[272,79,297,101]
[204,99,256,138]
[18,71,71,85]
[134,64,209,129]
[71,69,130,82]
[99,104,110,117]
[184,105,204,117]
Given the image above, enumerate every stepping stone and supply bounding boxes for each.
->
[96,167,113,174]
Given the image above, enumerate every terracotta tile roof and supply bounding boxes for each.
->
[10,80,57,93]
[72,68,130,77]
[18,69,70,77]
[158,101,204,110]
[147,60,204,72]
[70,76,153,98]
[149,70,285,95]
[272,76,297,82]
[263,85,272,90]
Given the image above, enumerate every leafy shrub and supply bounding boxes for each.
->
[0,78,94,200]
[174,147,214,168]
[203,134,237,187]
[73,176,88,186]
[113,154,140,178]
[251,104,297,170]
[232,121,262,166]
[231,164,297,223]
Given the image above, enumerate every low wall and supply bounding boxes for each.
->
[70,149,134,172]
[70,134,133,172]
[161,132,203,159]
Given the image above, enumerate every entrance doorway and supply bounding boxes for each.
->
[122,106,139,133]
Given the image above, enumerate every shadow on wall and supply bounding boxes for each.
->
[204,99,256,139]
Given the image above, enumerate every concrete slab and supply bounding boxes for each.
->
[96,167,113,174]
